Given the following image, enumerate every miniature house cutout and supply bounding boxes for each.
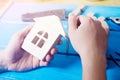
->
[31,31,48,48]
[22,15,66,60]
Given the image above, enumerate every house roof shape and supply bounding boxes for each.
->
[21,15,67,60]
[34,15,66,38]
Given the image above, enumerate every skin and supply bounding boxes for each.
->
[0,7,109,80]
[0,25,58,72]
[68,12,109,80]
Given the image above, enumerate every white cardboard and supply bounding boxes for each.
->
[22,15,66,60]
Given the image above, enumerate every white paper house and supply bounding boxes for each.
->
[22,15,66,60]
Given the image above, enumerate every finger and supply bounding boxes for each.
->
[50,48,58,55]
[57,39,62,45]
[98,16,110,35]
[87,13,102,27]
[78,15,91,25]
[43,48,57,62]
[71,5,85,16]
[45,54,54,62]
[39,61,48,66]
[87,12,97,20]
[68,12,78,31]
[98,16,106,22]
[68,5,85,31]
[32,57,40,68]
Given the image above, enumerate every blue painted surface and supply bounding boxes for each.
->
[0,2,120,80]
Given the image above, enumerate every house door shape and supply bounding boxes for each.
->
[31,31,48,48]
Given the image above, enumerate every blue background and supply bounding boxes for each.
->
[0,2,120,80]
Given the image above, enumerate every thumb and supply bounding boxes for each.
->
[68,5,85,32]
[98,16,110,35]
[68,6,85,32]
[68,13,78,32]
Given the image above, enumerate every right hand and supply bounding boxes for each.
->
[68,7,109,80]
[68,13,109,59]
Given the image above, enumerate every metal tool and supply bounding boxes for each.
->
[22,5,85,22]
[22,9,66,22]
[106,17,120,25]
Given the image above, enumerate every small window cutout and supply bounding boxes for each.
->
[38,31,43,35]
[44,32,48,39]
[37,39,45,48]
[31,31,48,48]
[31,36,39,44]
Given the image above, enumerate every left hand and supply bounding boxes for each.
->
[2,25,58,72]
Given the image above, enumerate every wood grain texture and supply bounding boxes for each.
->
[0,0,119,16]
[15,0,120,6]
[0,0,13,17]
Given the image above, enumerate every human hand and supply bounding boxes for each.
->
[68,13,109,59]
[1,25,58,72]
[68,11,109,80]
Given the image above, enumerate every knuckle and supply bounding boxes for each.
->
[97,20,102,25]
[85,17,94,23]
[68,13,75,18]
[87,16,93,21]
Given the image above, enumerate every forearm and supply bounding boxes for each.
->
[0,50,8,73]
[81,52,106,80]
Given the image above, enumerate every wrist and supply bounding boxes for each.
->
[79,51,107,80]
[79,51,107,68]
[82,54,106,68]
[0,50,8,72]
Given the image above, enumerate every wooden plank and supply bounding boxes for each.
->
[0,0,13,17]
[15,0,120,6]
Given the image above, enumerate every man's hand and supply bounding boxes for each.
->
[68,11,109,80]
[68,13,109,60]
[1,25,58,72]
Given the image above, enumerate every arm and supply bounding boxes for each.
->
[81,50,106,80]
[68,13,109,80]
[0,25,58,72]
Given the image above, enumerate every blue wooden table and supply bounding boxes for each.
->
[0,2,120,80]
